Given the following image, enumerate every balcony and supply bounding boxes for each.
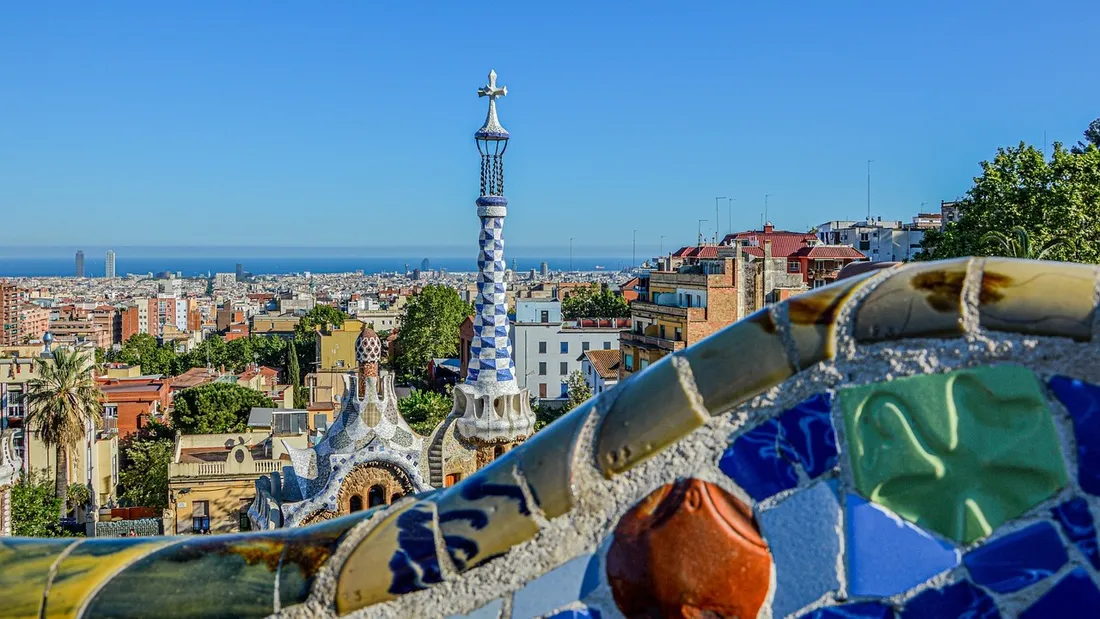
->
[168,458,285,479]
[621,331,687,352]
[650,271,709,287]
[630,301,706,321]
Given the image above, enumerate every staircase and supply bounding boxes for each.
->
[428,434,444,488]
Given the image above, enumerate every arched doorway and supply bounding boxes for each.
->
[368,485,386,508]
[349,495,364,512]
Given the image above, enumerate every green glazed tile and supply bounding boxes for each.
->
[84,533,288,618]
[980,258,1097,341]
[0,538,78,618]
[517,397,595,518]
[279,512,368,609]
[45,537,173,618]
[681,310,792,415]
[786,273,875,369]
[853,258,970,342]
[597,355,712,477]
[840,364,1068,544]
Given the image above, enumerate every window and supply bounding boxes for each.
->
[494,445,505,459]
[860,233,869,241]
[582,341,590,351]
[192,501,210,533]
[314,414,328,432]
[239,511,251,532]
[538,362,547,376]
[625,354,634,371]
[674,327,683,341]
[540,310,549,323]
[560,341,568,354]
[635,321,643,334]
[538,341,547,354]
[560,382,569,398]
[368,485,386,508]
[685,295,692,308]
[603,341,611,350]
[859,241,870,251]
[659,325,666,339]
[445,473,462,487]
[788,262,800,273]
[560,361,569,375]
[349,495,364,512]
[539,383,547,398]
[640,358,650,371]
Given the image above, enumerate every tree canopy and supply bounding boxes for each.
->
[109,333,289,377]
[170,382,274,434]
[395,285,472,379]
[917,141,1100,262]
[11,473,66,537]
[561,285,630,320]
[293,304,348,340]
[397,388,452,435]
[118,421,174,509]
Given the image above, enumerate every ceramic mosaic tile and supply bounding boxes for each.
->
[1051,497,1100,570]
[445,598,504,619]
[1019,567,1100,618]
[801,602,894,618]
[511,554,593,619]
[1049,375,1100,495]
[719,393,837,501]
[757,480,842,617]
[845,493,959,597]
[544,607,601,619]
[963,521,1068,593]
[899,580,999,618]
[840,364,1068,544]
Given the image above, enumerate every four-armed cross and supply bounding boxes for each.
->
[478,70,507,101]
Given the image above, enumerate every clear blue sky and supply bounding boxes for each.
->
[1,1,1097,256]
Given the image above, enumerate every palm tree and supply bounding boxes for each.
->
[981,226,1065,260]
[23,348,103,517]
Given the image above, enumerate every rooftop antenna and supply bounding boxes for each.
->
[866,160,874,222]
[714,197,726,244]
[764,194,772,226]
[697,219,708,246]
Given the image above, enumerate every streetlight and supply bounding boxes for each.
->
[726,197,736,238]
[714,197,726,244]
[867,160,874,222]
[569,237,575,272]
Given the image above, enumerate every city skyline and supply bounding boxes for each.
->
[2,2,1097,248]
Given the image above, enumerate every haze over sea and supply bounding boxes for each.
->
[0,246,642,277]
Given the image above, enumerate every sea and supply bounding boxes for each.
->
[0,253,638,278]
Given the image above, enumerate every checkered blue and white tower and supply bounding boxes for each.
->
[452,70,536,444]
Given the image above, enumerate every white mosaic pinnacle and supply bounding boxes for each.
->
[476,69,508,137]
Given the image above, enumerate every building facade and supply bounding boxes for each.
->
[105,250,116,279]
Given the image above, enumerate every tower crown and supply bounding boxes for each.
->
[475,70,509,205]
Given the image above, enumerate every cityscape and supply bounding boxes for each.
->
[2,3,1100,619]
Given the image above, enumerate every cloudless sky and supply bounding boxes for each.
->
[1,1,1097,256]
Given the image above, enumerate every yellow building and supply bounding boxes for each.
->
[250,315,300,338]
[167,432,310,534]
[315,318,366,371]
[103,363,142,379]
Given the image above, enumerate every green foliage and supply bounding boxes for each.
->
[980,226,1065,260]
[66,483,91,510]
[565,369,593,411]
[395,285,473,379]
[917,141,1100,263]
[110,333,178,375]
[170,382,274,434]
[397,389,452,435]
[533,399,564,431]
[11,473,64,537]
[111,333,291,377]
[1073,117,1100,153]
[287,341,308,408]
[24,348,103,512]
[118,423,173,509]
[293,304,348,340]
[561,285,630,319]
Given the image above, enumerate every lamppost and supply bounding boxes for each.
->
[569,237,575,272]
[726,197,735,238]
[867,160,874,222]
[714,197,726,244]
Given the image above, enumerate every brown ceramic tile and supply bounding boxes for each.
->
[517,397,596,519]
[607,478,772,618]
[853,258,971,342]
[279,512,369,609]
[336,501,444,613]
[980,258,1097,341]
[681,309,793,413]
[786,272,876,369]
[596,356,711,477]
[432,454,540,572]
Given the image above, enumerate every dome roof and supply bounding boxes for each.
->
[355,325,382,365]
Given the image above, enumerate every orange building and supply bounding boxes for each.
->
[98,376,171,438]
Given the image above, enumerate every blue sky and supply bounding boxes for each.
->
[1,1,1097,256]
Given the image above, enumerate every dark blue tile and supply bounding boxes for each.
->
[546,608,601,619]
[963,522,1068,593]
[1049,376,1100,495]
[578,554,601,600]
[800,602,894,618]
[1052,498,1100,570]
[901,581,1000,618]
[719,393,838,501]
[1020,568,1100,618]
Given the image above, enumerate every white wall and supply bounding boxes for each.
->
[512,324,622,400]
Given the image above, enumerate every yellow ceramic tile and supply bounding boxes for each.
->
[336,501,443,613]
[597,355,712,477]
[681,310,792,415]
[433,455,540,572]
[980,258,1097,341]
[280,512,370,609]
[0,537,77,618]
[516,397,596,519]
[853,258,971,342]
[786,273,875,369]
[44,537,174,618]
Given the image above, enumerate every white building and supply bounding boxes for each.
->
[581,349,620,395]
[816,214,939,262]
[511,300,628,402]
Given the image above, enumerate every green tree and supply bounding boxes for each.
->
[917,141,1100,262]
[11,473,65,537]
[565,369,593,411]
[981,226,1065,260]
[395,285,472,379]
[23,348,103,515]
[1073,117,1100,154]
[111,333,179,375]
[293,305,348,340]
[397,389,452,435]
[118,422,174,509]
[66,483,91,512]
[170,382,274,434]
[561,285,630,319]
[287,341,308,408]
[533,399,565,431]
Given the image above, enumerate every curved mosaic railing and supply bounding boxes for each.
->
[4,257,1100,618]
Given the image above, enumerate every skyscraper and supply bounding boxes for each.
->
[105,250,116,278]
[421,258,430,272]
[235,263,244,282]
[540,261,549,277]
[75,250,85,278]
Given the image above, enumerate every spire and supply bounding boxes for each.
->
[475,69,509,139]
[355,324,381,398]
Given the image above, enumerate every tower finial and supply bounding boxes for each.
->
[475,70,509,139]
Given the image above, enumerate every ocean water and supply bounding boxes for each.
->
[0,255,636,277]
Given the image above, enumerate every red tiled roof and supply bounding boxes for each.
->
[723,230,817,258]
[791,245,868,259]
[670,245,720,258]
[583,349,621,381]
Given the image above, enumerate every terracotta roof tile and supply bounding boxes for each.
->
[584,349,621,381]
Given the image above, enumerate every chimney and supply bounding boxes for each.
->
[764,240,773,259]
[763,223,775,233]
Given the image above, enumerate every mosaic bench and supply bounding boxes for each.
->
[4,256,1100,618]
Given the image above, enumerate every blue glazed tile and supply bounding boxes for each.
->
[1052,498,1100,570]
[759,480,842,618]
[1050,376,1100,495]
[800,602,894,618]
[546,608,601,619]
[445,599,503,619]
[512,555,592,619]
[900,581,1000,618]
[846,493,960,597]
[1020,567,1100,618]
[719,393,838,501]
[578,554,601,601]
[963,521,1068,593]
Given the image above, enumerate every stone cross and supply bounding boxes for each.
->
[478,70,507,101]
